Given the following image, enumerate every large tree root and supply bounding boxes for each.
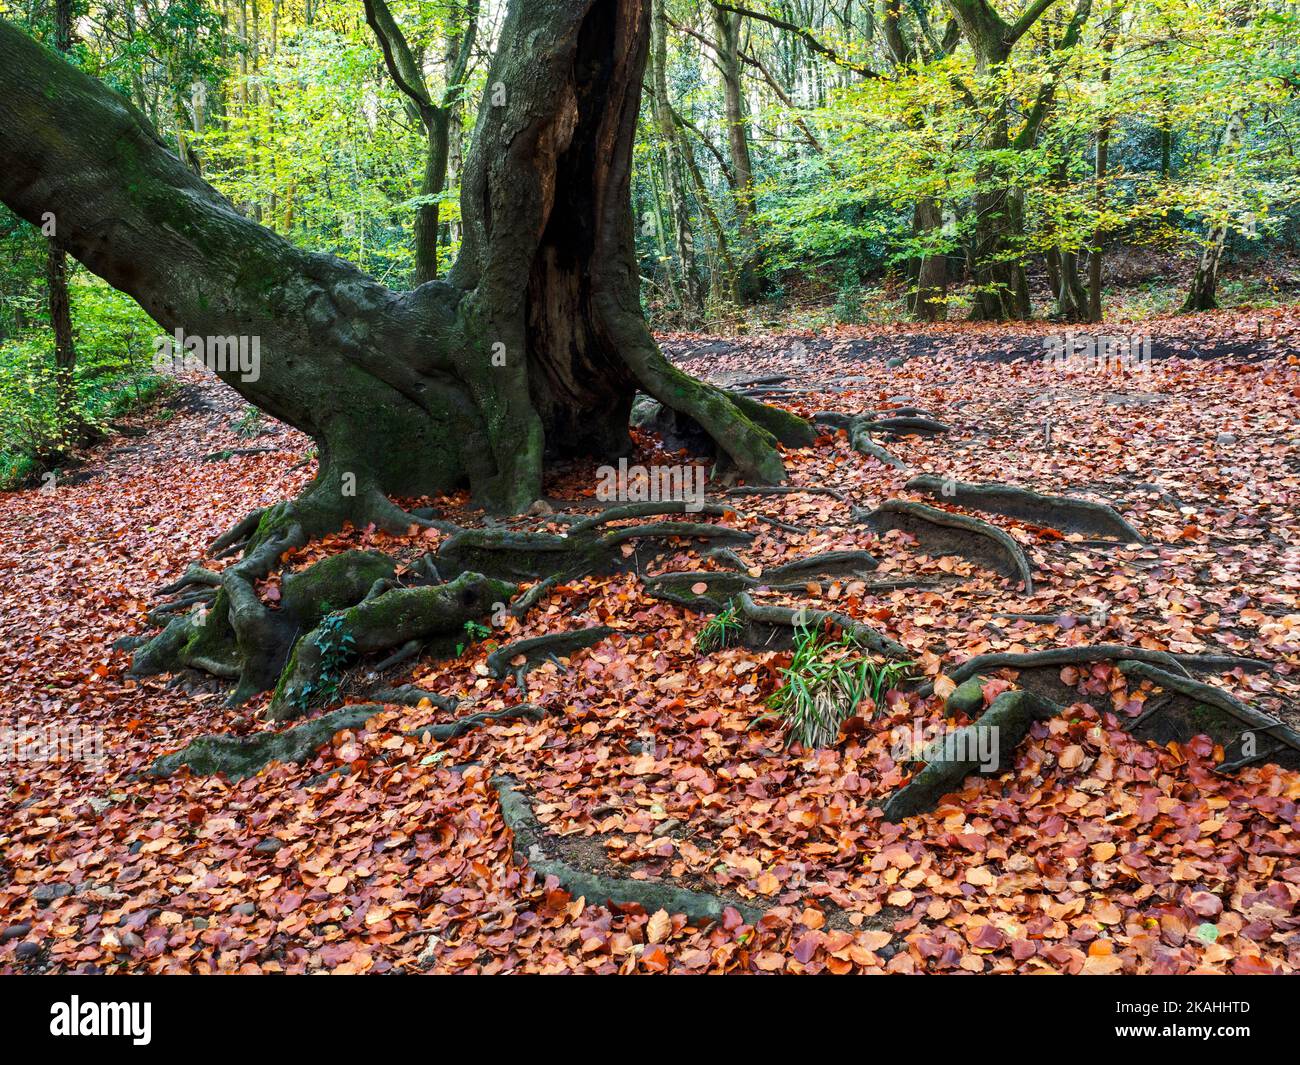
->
[880,691,1060,822]
[132,547,400,705]
[643,550,881,613]
[408,703,550,742]
[146,697,553,780]
[936,645,1270,691]
[1117,662,1300,771]
[883,659,1299,819]
[811,413,904,470]
[267,571,517,721]
[860,500,1034,591]
[734,592,910,659]
[435,503,754,584]
[147,703,384,781]
[492,775,765,925]
[486,627,617,682]
[905,475,1145,542]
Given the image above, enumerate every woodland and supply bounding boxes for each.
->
[0,0,1297,978]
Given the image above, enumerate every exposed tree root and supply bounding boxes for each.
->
[209,507,266,557]
[861,500,1034,591]
[436,504,754,584]
[408,704,550,742]
[724,484,847,502]
[268,571,517,720]
[643,550,881,613]
[147,703,383,781]
[157,565,222,595]
[1117,661,1300,771]
[906,475,1145,542]
[814,413,909,471]
[866,416,951,439]
[882,658,1300,819]
[492,775,765,925]
[734,592,910,658]
[880,690,1061,822]
[147,695,554,780]
[939,645,1270,691]
[486,626,617,682]
[367,685,459,712]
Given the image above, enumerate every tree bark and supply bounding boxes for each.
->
[710,2,763,301]
[944,0,1062,321]
[0,1,809,531]
[364,0,480,286]
[46,0,80,439]
[909,197,948,322]
[1086,33,1113,323]
[1183,112,1244,313]
[649,0,703,312]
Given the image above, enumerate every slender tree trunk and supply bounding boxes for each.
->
[909,197,947,322]
[1087,36,1114,323]
[413,110,452,285]
[46,0,79,440]
[650,0,702,311]
[1183,112,1244,313]
[710,2,762,301]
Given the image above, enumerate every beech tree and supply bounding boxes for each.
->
[0,0,811,543]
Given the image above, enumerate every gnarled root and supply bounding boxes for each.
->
[734,591,910,659]
[148,703,384,781]
[267,571,517,721]
[861,499,1034,591]
[436,503,754,584]
[485,627,617,683]
[906,475,1145,542]
[814,412,909,471]
[644,550,880,613]
[1117,661,1300,772]
[880,691,1061,822]
[493,775,765,926]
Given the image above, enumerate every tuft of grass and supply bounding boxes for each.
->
[233,405,266,439]
[696,603,743,653]
[767,624,912,749]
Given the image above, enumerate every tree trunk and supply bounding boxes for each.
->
[650,0,702,312]
[46,0,80,441]
[413,108,452,285]
[0,0,809,532]
[944,0,1048,322]
[710,2,762,301]
[1183,112,1244,313]
[908,197,947,322]
[1087,35,1114,324]
[1051,249,1089,322]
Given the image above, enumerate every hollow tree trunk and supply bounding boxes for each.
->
[0,1,808,533]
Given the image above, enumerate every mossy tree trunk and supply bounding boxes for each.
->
[0,0,807,531]
[944,0,1069,322]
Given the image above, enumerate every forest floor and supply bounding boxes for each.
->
[0,308,1297,974]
